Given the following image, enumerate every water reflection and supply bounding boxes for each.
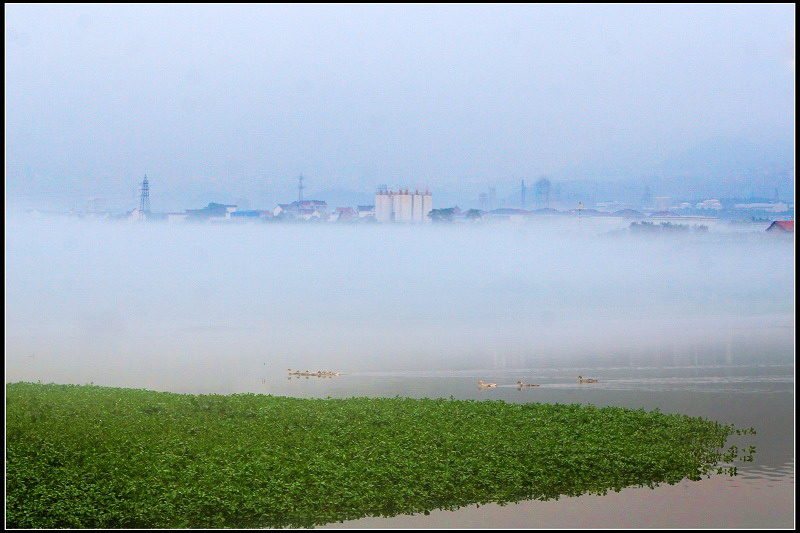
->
[323,473,795,529]
[261,362,793,529]
[5,219,794,528]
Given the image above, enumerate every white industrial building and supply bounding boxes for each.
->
[695,199,723,210]
[166,212,188,223]
[375,189,432,222]
[734,202,789,213]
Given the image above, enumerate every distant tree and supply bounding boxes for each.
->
[465,209,482,220]
[632,221,692,234]
[185,202,231,220]
[660,222,688,232]
[630,221,656,233]
[428,208,455,222]
[205,203,228,217]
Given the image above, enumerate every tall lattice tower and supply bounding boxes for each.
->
[139,175,151,214]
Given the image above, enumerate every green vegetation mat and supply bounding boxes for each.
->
[6,382,755,528]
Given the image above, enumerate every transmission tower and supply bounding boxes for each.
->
[139,175,150,214]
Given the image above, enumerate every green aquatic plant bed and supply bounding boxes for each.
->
[6,382,755,529]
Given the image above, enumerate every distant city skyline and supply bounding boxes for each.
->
[6,4,794,212]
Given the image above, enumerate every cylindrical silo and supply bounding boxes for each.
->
[375,192,392,222]
[412,193,423,222]
[398,193,412,222]
[392,192,403,222]
[422,192,433,222]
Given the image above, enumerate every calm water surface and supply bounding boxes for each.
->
[6,220,794,528]
[9,360,793,528]
[316,365,794,529]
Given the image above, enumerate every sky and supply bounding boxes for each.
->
[5,4,795,211]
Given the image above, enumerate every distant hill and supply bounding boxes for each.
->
[651,136,792,179]
[548,136,793,204]
[308,189,375,209]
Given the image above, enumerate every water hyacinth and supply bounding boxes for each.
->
[6,382,755,529]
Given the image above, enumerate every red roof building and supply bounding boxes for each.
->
[766,221,794,232]
[335,207,356,220]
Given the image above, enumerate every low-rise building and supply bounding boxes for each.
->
[735,202,789,213]
[166,212,188,223]
[695,199,723,210]
[766,220,794,233]
[231,210,271,221]
[333,207,356,221]
[357,205,375,218]
[186,203,237,221]
[298,208,323,221]
[274,200,328,220]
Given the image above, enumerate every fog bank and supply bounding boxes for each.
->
[6,217,794,390]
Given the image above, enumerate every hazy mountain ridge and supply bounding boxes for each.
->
[544,137,794,205]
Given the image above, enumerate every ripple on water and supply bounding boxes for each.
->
[739,460,795,482]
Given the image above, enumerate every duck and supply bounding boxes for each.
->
[577,375,598,383]
[478,380,497,388]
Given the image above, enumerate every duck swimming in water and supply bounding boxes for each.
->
[577,375,598,383]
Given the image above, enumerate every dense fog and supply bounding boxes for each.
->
[6,216,793,392]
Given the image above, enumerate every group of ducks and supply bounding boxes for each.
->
[287,369,342,378]
[478,376,599,389]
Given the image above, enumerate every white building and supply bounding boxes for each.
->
[166,213,188,223]
[128,208,145,222]
[649,214,721,229]
[695,199,723,210]
[734,202,789,213]
[375,189,432,222]
[273,200,328,220]
[356,205,375,218]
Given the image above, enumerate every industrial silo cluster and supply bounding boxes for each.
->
[375,189,432,222]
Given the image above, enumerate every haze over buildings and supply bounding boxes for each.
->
[375,189,432,223]
[6,4,795,212]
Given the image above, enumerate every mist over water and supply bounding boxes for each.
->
[6,216,794,392]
